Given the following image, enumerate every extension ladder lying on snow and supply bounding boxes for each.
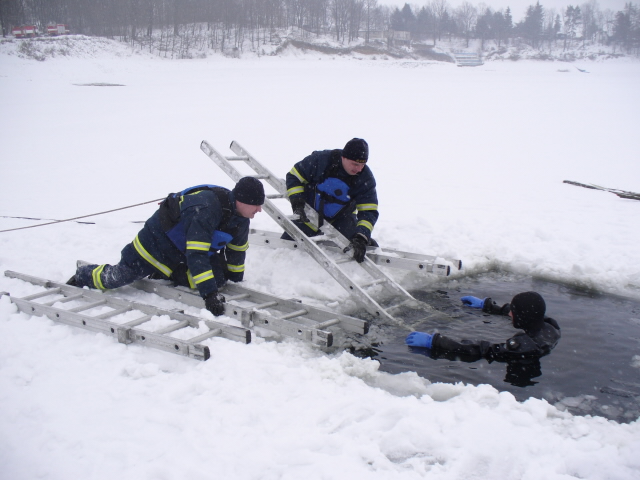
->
[248,229,461,276]
[201,140,432,327]
[5,267,368,357]
[4,270,249,361]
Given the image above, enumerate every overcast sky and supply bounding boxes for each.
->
[380,0,629,22]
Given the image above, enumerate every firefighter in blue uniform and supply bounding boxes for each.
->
[68,177,265,317]
[283,138,379,263]
[406,292,561,363]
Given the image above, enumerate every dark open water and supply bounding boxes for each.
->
[351,272,640,424]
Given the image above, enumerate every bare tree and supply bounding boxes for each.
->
[455,1,476,47]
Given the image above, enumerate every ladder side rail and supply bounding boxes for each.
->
[229,141,288,195]
[249,311,333,347]
[132,277,366,340]
[8,295,210,360]
[221,282,368,333]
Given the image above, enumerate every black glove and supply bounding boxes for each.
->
[290,196,310,224]
[343,233,368,263]
[204,292,226,316]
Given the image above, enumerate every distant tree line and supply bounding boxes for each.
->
[1,0,638,55]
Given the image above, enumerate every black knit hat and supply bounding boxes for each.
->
[233,177,265,205]
[342,138,369,163]
[510,291,546,330]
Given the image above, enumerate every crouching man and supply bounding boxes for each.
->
[68,177,265,317]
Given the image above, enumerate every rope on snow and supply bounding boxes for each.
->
[0,198,164,234]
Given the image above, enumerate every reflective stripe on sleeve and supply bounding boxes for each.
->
[186,241,211,251]
[192,270,214,285]
[357,220,374,232]
[287,186,305,196]
[357,203,378,211]
[227,242,248,252]
[227,264,245,273]
[133,235,173,277]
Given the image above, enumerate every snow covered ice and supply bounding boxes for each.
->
[1,37,639,479]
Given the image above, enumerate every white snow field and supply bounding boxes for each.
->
[1,37,639,479]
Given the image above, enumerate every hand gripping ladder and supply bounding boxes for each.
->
[200,140,429,328]
[4,270,250,361]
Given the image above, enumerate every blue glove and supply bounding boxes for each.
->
[405,331,434,349]
[461,296,487,309]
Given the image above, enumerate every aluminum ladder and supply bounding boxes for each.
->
[248,228,461,276]
[200,140,430,328]
[129,277,368,348]
[75,260,369,348]
[3,270,250,361]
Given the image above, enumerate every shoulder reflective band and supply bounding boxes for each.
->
[133,235,173,277]
[289,167,307,184]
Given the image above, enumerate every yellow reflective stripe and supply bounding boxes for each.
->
[187,270,196,289]
[305,221,319,232]
[133,235,172,277]
[227,264,245,273]
[289,167,307,184]
[186,241,211,251]
[357,220,374,232]
[287,186,305,196]
[227,242,248,252]
[92,265,106,290]
[357,203,378,211]
[192,270,214,284]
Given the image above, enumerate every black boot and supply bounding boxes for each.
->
[66,275,78,286]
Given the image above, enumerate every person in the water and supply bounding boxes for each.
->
[406,291,561,364]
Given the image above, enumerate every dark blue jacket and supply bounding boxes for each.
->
[285,149,379,240]
[135,186,249,298]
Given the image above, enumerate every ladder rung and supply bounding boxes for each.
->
[225,156,247,161]
[309,235,333,242]
[277,309,308,320]
[225,293,250,302]
[188,328,222,343]
[123,314,154,327]
[266,194,286,199]
[359,278,387,289]
[252,301,279,309]
[94,305,131,320]
[155,319,191,335]
[42,292,84,306]
[336,257,353,265]
[68,299,107,313]
[22,288,61,301]
[250,174,269,179]
[314,318,341,329]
